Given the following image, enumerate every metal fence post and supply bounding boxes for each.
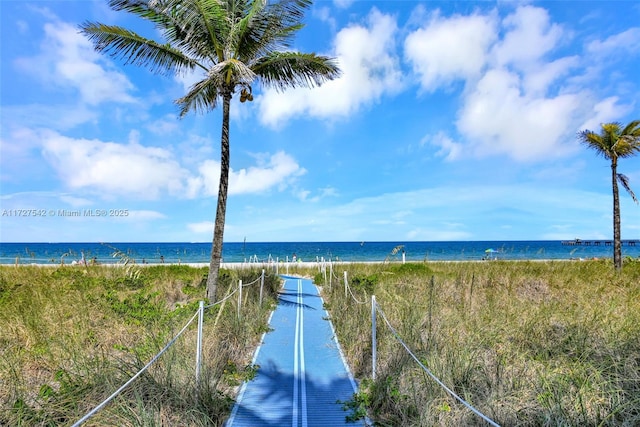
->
[260,269,264,307]
[343,271,348,297]
[238,279,242,319]
[329,261,332,289]
[196,300,204,390]
[372,295,377,380]
[323,258,327,288]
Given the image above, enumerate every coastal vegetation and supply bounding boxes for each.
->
[0,264,280,426]
[578,119,640,271]
[2,259,640,426]
[315,259,640,426]
[80,0,340,301]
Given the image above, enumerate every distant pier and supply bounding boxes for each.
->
[561,239,638,246]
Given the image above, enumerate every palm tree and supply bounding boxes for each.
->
[578,120,640,270]
[81,0,340,300]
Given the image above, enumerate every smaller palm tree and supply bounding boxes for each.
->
[578,120,640,270]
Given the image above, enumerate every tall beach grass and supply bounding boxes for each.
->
[0,264,281,426]
[3,259,640,426]
[312,259,640,426]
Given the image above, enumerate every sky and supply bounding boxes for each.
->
[1,0,639,243]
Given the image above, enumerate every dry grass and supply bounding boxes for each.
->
[0,264,280,426]
[311,259,640,426]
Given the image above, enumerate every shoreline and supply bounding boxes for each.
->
[0,258,610,268]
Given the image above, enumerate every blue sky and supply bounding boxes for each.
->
[1,0,639,243]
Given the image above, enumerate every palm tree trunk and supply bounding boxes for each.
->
[611,157,622,271]
[206,90,232,301]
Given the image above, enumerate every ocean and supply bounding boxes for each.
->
[1,240,639,265]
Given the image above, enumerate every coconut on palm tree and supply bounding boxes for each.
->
[81,0,340,300]
[578,120,640,270]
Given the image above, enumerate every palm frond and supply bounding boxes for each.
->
[253,51,341,91]
[620,119,640,137]
[266,0,312,30]
[616,120,640,158]
[79,22,198,74]
[617,173,638,203]
[175,78,220,116]
[577,121,640,160]
[181,0,230,61]
[83,0,340,115]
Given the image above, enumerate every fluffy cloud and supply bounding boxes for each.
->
[404,11,497,91]
[258,8,403,127]
[586,27,640,56]
[40,131,187,198]
[457,68,581,161]
[32,130,304,200]
[491,5,565,69]
[410,5,590,162]
[14,20,136,105]
[188,151,306,197]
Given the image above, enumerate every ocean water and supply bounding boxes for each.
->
[1,240,639,265]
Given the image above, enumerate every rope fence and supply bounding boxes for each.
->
[372,296,500,427]
[71,269,267,426]
[72,267,498,426]
[71,310,200,427]
[340,270,498,426]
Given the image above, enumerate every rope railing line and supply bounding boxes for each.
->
[72,309,200,427]
[203,287,238,309]
[374,302,500,427]
[242,275,261,287]
[72,270,268,425]
[345,280,368,305]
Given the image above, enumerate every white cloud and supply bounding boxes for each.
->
[147,114,180,135]
[522,56,579,96]
[587,27,640,56]
[258,8,403,127]
[404,11,497,91]
[12,127,306,201]
[295,186,338,202]
[14,20,136,106]
[188,221,215,234]
[457,68,581,161]
[232,151,306,194]
[400,4,631,163]
[40,130,187,199]
[491,5,565,68]
[190,151,306,197]
[412,5,593,162]
[577,97,632,131]
[425,131,463,161]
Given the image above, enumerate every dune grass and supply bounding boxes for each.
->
[308,259,640,426]
[3,259,640,426]
[0,264,281,426]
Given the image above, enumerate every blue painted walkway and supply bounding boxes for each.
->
[226,276,365,427]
